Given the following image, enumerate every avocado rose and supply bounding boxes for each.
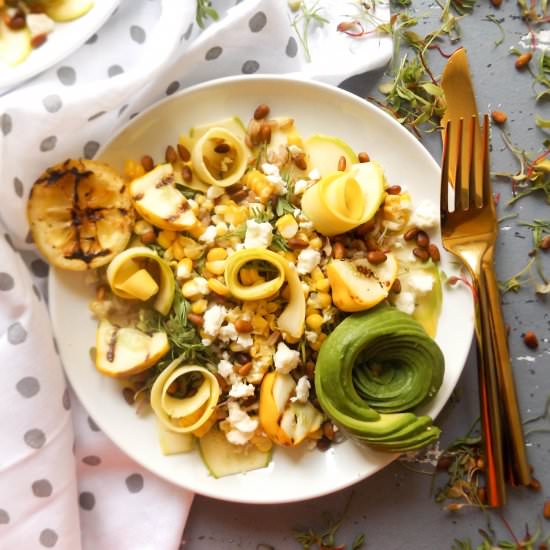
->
[314,305,445,452]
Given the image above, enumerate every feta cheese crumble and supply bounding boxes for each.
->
[308,168,321,181]
[294,179,310,195]
[411,200,439,229]
[408,273,434,294]
[297,248,321,274]
[199,225,217,242]
[225,402,258,445]
[394,291,416,315]
[244,220,273,249]
[274,342,300,373]
[206,185,224,200]
[291,376,311,403]
[203,304,227,338]
[217,359,235,380]
[229,381,256,399]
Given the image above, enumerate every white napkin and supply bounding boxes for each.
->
[0,1,391,548]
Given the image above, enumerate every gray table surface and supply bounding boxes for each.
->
[183,2,550,549]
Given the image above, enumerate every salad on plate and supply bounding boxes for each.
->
[27,102,446,478]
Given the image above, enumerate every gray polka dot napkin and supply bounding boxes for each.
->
[0,0,390,548]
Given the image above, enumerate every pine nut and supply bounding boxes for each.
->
[141,155,154,172]
[367,250,387,264]
[428,243,440,262]
[177,144,191,162]
[165,145,178,164]
[254,104,270,120]
[358,152,370,163]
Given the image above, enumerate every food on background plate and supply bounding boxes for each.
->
[0,0,94,67]
[27,103,446,478]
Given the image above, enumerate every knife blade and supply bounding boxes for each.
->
[440,47,482,187]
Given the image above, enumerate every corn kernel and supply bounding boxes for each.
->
[124,159,145,179]
[181,280,200,298]
[281,285,291,301]
[241,169,275,203]
[266,302,279,313]
[239,268,262,286]
[275,214,299,239]
[205,260,226,275]
[207,247,228,262]
[163,248,174,261]
[188,223,205,240]
[134,220,153,235]
[278,251,297,264]
[208,278,230,296]
[315,278,330,292]
[194,194,205,205]
[287,132,304,148]
[215,222,228,237]
[252,315,269,333]
[214,204,227,215]
[306,313,324,332]
[316,292,332,308]
[309,237,323,250]
[306,306,319,317]
[171,240,185,261]
[203,199,214,211]
[191,299,208,314]
[311,267,324,282]
[157,230,177,249]
[183,244,204,260]
[176,258,193,280]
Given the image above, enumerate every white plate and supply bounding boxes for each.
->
[49,76,474,504]
[0,0,119,93]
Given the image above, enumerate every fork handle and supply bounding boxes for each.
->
[474,274,507,507]
[480,260,532,486]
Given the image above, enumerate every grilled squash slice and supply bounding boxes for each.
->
[27,159,134,271]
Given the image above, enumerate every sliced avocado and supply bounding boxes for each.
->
[314,305,445,453]
[304,134,358,177]
[199,426,271,478]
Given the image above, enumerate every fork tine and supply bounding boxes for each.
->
[467,116,477,210]
[440,120,451,215]
[481,114,492,206]
[453,118,464,212]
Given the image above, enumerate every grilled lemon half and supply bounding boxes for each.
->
[27,159,134,271]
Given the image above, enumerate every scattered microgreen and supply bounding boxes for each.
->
[275,195,296,217]
[196,0,219,29]
[499,257,536,293]
[293,513,366,550]
[483,15,506,47]
[290,0,329,63]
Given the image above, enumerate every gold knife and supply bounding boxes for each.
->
[440,48,532,488]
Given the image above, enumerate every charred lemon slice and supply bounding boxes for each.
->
[27,159,134,271]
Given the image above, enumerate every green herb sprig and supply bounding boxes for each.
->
[196,0,219,29]
[290,0,329,63]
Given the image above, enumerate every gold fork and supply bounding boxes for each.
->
[440,115,531,507]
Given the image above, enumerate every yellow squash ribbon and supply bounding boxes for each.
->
[150,358,220,435]
[301,161,386,236]
[224,248,305,339]
[106,246,175,315]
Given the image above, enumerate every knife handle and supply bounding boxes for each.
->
[481,260,532,486]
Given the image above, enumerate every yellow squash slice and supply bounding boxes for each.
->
[27,159,134,271]
[224,248,305,339]
[191,127,249,187]
[150,358,220,435]
[327,253,398,312]
[95,319,169,378]
[130,164,197,231]
[106,246,175,316]
[301,161,386,236]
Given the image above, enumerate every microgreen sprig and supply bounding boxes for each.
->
[290,0,329,63]
[196,0,219,29]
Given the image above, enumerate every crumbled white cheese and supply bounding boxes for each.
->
[199,225,217,242]
[194,277,209,295]
[293,208,302,218]
[176,261,192,280]
[219,322,238,343]
[26,13,55,38]
[291,376,311,403]
[294,179,310,195]
[244,220,273,249]
[225,401,258,446]
[217,359,235,380]
[297,248,321,274]
[298,220,314,231]
[408,273,434,295]
[203,304,227,337]
[236,333,253,349]
[267,174,287,195]
[229,381,256,399]
[411,200,439,229]
[394,291,416,315]
[274,342,300,373]
[206,185,224,200]
[226,430,252,446]
[305,331,318,343]
[308,168,321,181]
[261,162,280,177]
[288,144,303,156]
